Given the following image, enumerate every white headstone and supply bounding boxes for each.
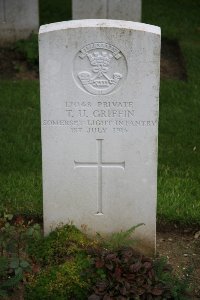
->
[0,0,39,45]
[73,0,107,19]
[73,0,142,22]
[39,20,161,255]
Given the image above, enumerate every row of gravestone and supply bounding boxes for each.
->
[1,0,161,255]
[0,0,141,44]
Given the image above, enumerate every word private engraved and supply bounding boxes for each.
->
[73,42,127,95]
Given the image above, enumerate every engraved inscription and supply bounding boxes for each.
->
[0,0,6,23]
[74,139,125,214]
[42,98,157,134]
[74,43,127,95]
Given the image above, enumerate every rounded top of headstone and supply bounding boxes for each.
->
[39,19,161,36]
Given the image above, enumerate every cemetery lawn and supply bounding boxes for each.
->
[0,81,42,216]
[0,0,200,226]
[143,0,200,226]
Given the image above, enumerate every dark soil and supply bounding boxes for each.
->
[161,38,187,81]
[0,48,38,80]
[0,38,187,81]
[157,228,200,299]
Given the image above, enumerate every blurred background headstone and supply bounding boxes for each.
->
[0,0,39,45]
[73,0,142,22]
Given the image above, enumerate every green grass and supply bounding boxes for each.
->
[143,0,200,224]
[0,81,42,215]
[158,78,200,223]
[143,0,200,41]
[0,0,200,224]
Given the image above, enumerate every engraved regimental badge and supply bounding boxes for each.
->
[73,43,127,95]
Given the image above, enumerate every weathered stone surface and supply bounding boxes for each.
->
[73,0,142,22]
[73,0,107,20]
[108,0,141,22]
[0,0,39,45]
[39,20,161,255]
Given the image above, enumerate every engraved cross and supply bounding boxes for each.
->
[74,139,125,215]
